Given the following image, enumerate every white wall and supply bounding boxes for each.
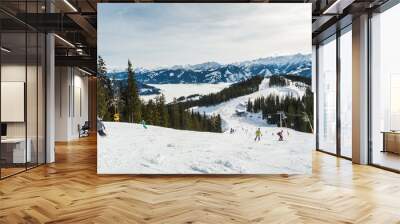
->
[1,82,25,122]
[71,72,89,138]
[55,66,69,141]
[55,67,89,141]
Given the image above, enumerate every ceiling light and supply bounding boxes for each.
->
[63,0,78,12]
[54,34,75,48]
[1,47,11,53]
[76,49,84,55]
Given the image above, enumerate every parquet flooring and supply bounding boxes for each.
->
[1,135,400,223]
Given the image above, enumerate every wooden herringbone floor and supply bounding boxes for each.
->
[1,135,400,224]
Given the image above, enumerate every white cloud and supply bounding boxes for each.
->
[98,3,311,70]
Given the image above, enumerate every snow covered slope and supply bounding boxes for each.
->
[98,77,313,174]
[98,122,312,174]
[192,77,308,132]
[257,77,308,99]
[140,83,231,103]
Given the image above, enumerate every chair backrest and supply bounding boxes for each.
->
[79,121,90,130]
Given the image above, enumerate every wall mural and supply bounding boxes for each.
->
[97,3,314,174]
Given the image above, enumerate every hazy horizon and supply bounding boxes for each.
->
[102,52,311,72]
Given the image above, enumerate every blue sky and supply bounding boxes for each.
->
[98,3,311,71]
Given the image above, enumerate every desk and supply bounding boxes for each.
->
[382,131,400,154]
[1,138,31,163]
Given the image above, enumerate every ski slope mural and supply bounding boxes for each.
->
[97,3,313,174]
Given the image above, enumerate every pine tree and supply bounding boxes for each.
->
[246,86,313,133]
[247,98,252,112]
[157,94,169,127]
[152,96,162,125]
[146,99,155,125]
[216,114,222,133]
[97,56,113,121]
[126,60,142,123]
[169,99,180,129]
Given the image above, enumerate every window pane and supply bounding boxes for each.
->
[1,31,27,177]
[0,0,47,179]
[318,37,337,154]
[371,4,400,171]
[27,31,38,169]
[38,33,45,165]
[340,29,352,158]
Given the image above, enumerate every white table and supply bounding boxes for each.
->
[1,138,31,163]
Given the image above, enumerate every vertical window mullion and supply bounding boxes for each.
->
[25,0,28,171]
[367,12,373,165]
[336,29,341,157]
[0,23,2,179]
[36,0,39,167]
[316,45,320,150]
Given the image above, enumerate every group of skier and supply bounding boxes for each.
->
[254,128,287,142]
[97,117,149,137]
[99,115,288,142]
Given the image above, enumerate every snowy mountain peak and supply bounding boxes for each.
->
[187,61,221,71]
[108,53,311,84]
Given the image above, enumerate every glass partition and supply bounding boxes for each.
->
[1,31,28,177]
[0,1,46,179]
[370,3,400,171]
[317,35,337,154]
[27,31,38,169]
[38,32,45,165]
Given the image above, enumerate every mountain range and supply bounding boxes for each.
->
[107,53,311,84]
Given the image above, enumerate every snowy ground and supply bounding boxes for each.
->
[140,83,231,103]
[98,122,312,174]
[98,77,314,174]
[192,77,309,132]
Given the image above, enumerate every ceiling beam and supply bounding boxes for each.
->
[67,13,97,39]
[55,55,96,70]
[323,0,356,14]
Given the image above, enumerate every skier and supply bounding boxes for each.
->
[141,120,148,129]
[254,128,262,141]
[277,130,284,141]
[97,117,107,137]
[113,113,120,122]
